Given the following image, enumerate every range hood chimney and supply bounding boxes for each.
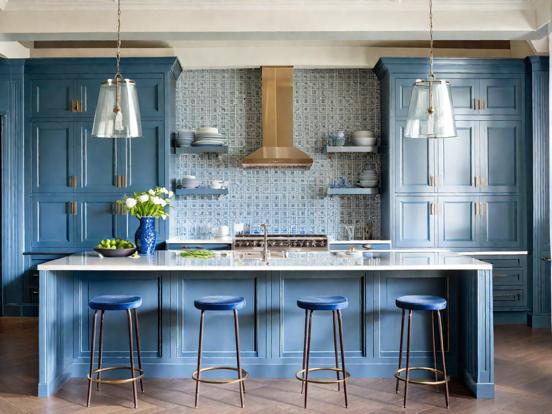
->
[242,66,313,168]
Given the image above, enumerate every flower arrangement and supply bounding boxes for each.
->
[118,187,174,219]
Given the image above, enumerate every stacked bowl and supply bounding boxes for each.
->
[193,127,227,146]
[357,169,378,188]
[176,130,195,147]
[351,130,376,146]
[180,175,200,189]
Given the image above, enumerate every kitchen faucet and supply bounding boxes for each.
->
[259,224,269,264]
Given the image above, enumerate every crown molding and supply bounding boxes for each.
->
[2,0,536,12]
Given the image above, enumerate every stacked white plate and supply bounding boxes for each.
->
[176,130,194,147]
[181,175,199,189]
[193,127,227,146]
[352,130,376,146]
[357,169,378,188]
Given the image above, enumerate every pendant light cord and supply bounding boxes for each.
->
[428,0,435,114]
[114,0,122,114]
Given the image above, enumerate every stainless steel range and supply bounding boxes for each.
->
[233,234,328,251]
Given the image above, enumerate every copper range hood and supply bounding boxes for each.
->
[242,66,313,168]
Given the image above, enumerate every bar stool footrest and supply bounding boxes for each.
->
[394,367,449,386]
[87,366,144,384]
[192,366,248,385]
[295,367,351,384]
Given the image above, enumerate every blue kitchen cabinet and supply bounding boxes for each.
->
[437,120,478,193]
[437,196,479,248]
[133,75,165,119]
[30,121,76,193]
[479,196,522,248]
[395,121,436,193]
[479,120,521,193]
[75,195,126,247]
[29,77,75,117]
[394,196,436,248]
[30,194,76,249]
[478,78,522,116]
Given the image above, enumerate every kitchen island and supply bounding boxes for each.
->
[38,251,493,399]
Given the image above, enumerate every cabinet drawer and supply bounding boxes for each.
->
[493,288,525,310]
[484,257,523,268]
[493,268,524,287]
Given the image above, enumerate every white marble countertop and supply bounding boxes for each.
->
[38,250,492,271]
[165,238,391,244]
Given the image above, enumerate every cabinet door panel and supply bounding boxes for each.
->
[449,78,477,115]
[480,196,521,248]
[31,122,75,193]
[394,197,435,247]
[395,78,417,118]
[77,77,109,116]
[121,121,164,191]
[31,195,74,248]
[30,78,74,117]
[437,197,478,247]
[438,121,477,192]
[396,122,435,193]
[76,197,120,247]
[135,76,164,118]
[480,121,521,193]
[78,123,118,192]
[479,78,522,116]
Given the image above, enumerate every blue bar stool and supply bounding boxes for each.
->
[86,295,144,408]
[394,295,450,409]
[193,296,248,408]
[296,295,350,409]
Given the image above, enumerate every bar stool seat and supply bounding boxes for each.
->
[86,295,144,409]
[297,295,348,311]
[194,295,245,311]
[394,294,450,409]
[193,295,247,408]
[89,295,142,311]
[395,295,446,311]
[296,295,350,409]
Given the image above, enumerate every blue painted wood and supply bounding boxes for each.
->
[30,77,75,117]
[30,194,75,249]
[438,196,479,248]
[479,196,522,248]
[394,196,436,247]
[173,145,229,154]
[479,78,522,117]
[38,268,495,399]
[175,187,228,196]
[327,187,378,196]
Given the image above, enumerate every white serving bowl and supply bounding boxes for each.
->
[352,136,377,146]
[352,130,374,138]
[197,127,219,134]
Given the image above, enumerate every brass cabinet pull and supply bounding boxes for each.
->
[474,176,479,187]
[69,175,78,188]
[73,201,78,215]
[430,202,434,215]
[480,99,485,110]
[429,176,433,187]
[430,202,437,215]
[70,99,76,112]
[475,202,479,216]
[122,175,128,188]
[76,99,82,112]
[68,201,77,216]
[542,256,551,262]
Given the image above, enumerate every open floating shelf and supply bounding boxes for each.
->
[327,187,379,196]
[326,145,378,153]
[175,188,228,197]
[173,145,228,154]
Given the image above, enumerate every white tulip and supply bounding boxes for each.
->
[151,196,164,205]
[161,214,168,220]
[148,189,155,195]
[125,198,137,209]
[138,194,149,203]
[160,199,167,207]
[168,191,174,198]
[160,187,168,194]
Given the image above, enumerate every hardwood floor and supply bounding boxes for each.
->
[1,317,552,413]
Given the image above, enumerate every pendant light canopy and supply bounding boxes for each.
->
[92,0,142,138]
[404,0,456,139]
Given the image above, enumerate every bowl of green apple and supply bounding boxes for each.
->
[95,239,137,257]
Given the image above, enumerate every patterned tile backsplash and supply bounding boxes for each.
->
[170,68,381,240]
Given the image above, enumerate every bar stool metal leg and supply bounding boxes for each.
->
[86,310,98,407]
[403,310,413,408]
[194,310,205,408]
[395,308,405,394]
[233,310,245,408]
[303,310,313,409]
[133,309,144,393]
[96,310,105,391]
[126,310,138,408]
[300,309,309,394]
[437,310,450,408]
[337,310,348,408]
[332,311,341,392]
[431,312,438,382]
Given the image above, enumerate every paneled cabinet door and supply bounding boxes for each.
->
[479,196,522,248]
[31,121,76,193]
[479,120,521,193]
[134,76,165,119]
[395,121,436,193]
[437,196,479,248]
[478,78,522,116]
[30,78,75,117]
[119,121,165,192]
[30,194,75,249]
[394,196,436,248]
[77,123,119,192]
[448,78,478,115]
[75,195,125,247]
[437,120,478,192]
[77,76,109,117]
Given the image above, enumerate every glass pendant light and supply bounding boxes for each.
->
[92,0,141,138]
[404,0,456,139]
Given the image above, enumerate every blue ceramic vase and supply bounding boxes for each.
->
[135,216,157,255]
